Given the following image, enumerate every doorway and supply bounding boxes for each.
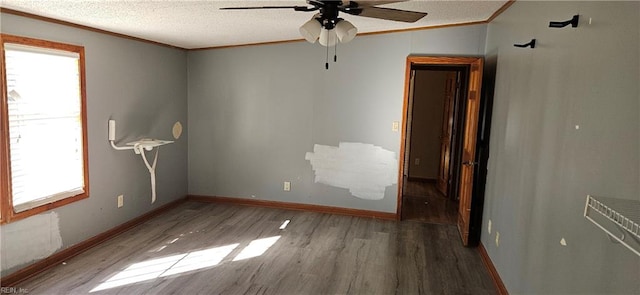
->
[401,68,466,225]
[397,56,484,246]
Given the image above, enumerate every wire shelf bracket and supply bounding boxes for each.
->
[584,195,640,256]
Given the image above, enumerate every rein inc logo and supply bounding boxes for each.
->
[0,287,29,294]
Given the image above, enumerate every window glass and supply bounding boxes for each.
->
[2,37,87,216]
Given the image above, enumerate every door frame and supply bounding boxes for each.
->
[396,56,484,234]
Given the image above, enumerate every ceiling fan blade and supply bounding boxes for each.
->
[220,6,315,11]
[351,1,406,6]
[339,0,406,13]
[356,6,427,22]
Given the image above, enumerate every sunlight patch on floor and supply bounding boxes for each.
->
[232,236,281,261]
[89,243,238,292]
[90,233,284,292]
[279,219,290,230]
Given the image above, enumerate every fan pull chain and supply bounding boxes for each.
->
[325,43,329,70]
[323,41,339,70]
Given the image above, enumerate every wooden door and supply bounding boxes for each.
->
[403,70,416,178]
[457,60,483,246]
[437,72,457,196]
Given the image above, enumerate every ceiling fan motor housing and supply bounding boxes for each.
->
[318,1,341,30]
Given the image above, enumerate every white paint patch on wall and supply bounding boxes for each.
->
[305,142,398,200]
[1,212,63,271]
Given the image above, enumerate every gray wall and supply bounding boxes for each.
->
[187,24,487,213]
[0,13,188,276]
[482,1,639,294]
[408,70,448,180]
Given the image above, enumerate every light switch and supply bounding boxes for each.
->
[392,121,400,132]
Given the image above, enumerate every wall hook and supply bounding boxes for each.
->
[514,39,536,48]
[549,15,579,28]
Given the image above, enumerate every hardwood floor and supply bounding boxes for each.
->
[402,179,458,224]
[16,202,495,294]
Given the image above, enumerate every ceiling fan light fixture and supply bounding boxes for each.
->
[318,28,338,47]
[335,19,357,43]
[299,18,322,43]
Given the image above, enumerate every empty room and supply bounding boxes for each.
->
[1,1,638,294]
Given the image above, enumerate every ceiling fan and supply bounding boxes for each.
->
[221,1,428,47]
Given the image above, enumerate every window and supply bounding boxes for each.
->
[1,34,88,224]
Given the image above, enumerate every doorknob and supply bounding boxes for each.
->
[463,161,478,166]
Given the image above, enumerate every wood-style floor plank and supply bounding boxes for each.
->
[402,179,458,224]
[16,201,496,294]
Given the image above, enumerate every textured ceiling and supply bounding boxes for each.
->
[0,0,509,49]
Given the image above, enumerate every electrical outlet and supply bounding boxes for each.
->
[392,121,400,132]
[283,181,291,191]
[414,158,420,165]
[117,195,124,208]
[495,231,500,247]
